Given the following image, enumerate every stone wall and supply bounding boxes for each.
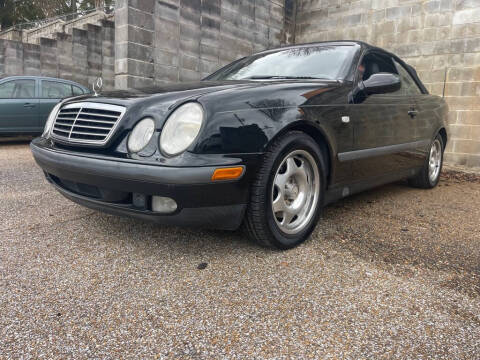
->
[114,0,295,89]
[0,29,22,42]
[23,11,114,44]
[22,20,65,44]
[295,0,480,167]
[0,19,115,90]
[0,10,114,45]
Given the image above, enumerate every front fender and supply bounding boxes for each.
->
[191,104,346,178]
[192,106,304,154]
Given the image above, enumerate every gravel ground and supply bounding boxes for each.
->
[1,142,480,359]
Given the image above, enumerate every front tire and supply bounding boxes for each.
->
[409,134,444,189]
[244,131,326,249]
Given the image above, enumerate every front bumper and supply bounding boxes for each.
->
[30,138,252,230]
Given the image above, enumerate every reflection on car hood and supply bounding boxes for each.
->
[64,80,340,108]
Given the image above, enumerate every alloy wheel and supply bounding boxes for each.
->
[428,139,442,183]
[271,150,320,235]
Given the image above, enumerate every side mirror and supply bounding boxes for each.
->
[361,73,401,95]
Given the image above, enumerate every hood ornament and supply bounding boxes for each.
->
[92,77,103,96]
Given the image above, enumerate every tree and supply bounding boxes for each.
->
[0,1,46,30]
[78,0,115,11]
[0,0,106,31]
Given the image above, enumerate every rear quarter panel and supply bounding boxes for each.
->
[414,94,448,144]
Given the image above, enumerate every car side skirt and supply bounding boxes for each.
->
[337,139,430,162]
[324,166,421,206]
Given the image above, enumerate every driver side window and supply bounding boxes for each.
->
[393,59,422,95]
[359,52,400,95]
[360,53,398,81]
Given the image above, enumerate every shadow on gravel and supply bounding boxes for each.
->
[78,173,480,297]
[90,212,263,257]
[0,137,34,146]
[319,177,480,297]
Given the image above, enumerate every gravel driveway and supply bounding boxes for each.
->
[1,142,479,359]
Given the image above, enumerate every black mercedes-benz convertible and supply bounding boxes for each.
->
[31,41,448,249]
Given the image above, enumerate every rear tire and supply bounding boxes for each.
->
[408,134,444,189]
[244,131,326,249]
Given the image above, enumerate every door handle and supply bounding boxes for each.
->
[23,103,35,108]
[408,110,418,118]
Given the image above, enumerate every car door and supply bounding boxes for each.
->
[392,58,430,169]
[348,51,418,181]
[39,80,74,130]
[0,78,39,134]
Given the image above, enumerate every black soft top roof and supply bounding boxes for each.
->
[261,40,429,94]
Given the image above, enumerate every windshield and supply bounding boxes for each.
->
[205,45,358,81]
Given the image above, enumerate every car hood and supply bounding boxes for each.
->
[68,79,342,109]
[70,81,271,107]
[60,79,345,149]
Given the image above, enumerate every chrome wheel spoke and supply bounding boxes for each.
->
[272,193,286,213]
[281,209,295,226]
[274,172,288,190]
[274,157,295,189]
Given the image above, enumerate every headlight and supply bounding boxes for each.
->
[127,117,156,153]
[42,102,62,138]
[160,102,204,156]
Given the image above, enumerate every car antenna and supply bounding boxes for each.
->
[442,67,447,98]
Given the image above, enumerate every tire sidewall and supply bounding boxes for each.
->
[264,134,326,249]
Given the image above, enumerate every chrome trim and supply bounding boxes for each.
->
[51,102,126,146]
[44,98,72,139]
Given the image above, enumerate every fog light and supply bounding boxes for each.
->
[152,196,177,213]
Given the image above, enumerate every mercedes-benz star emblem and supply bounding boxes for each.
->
[92,77,103,96]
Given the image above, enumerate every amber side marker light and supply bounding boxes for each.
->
[211,167,244,181]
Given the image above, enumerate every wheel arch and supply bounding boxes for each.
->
[268,121,334,186]
[438,127,447,149]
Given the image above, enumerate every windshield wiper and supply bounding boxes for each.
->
[242,75,330,80]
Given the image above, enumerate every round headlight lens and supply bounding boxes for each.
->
[160,102,204,156]
[42,102,63,138]
[127,117,155,153]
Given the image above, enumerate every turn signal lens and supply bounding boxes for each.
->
[211,167,244,181]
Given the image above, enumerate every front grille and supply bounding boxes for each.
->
[51,102,126,145]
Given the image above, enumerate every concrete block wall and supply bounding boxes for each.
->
[295,0,480,168]
[0,20,115,91]
[115,0,294,89]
